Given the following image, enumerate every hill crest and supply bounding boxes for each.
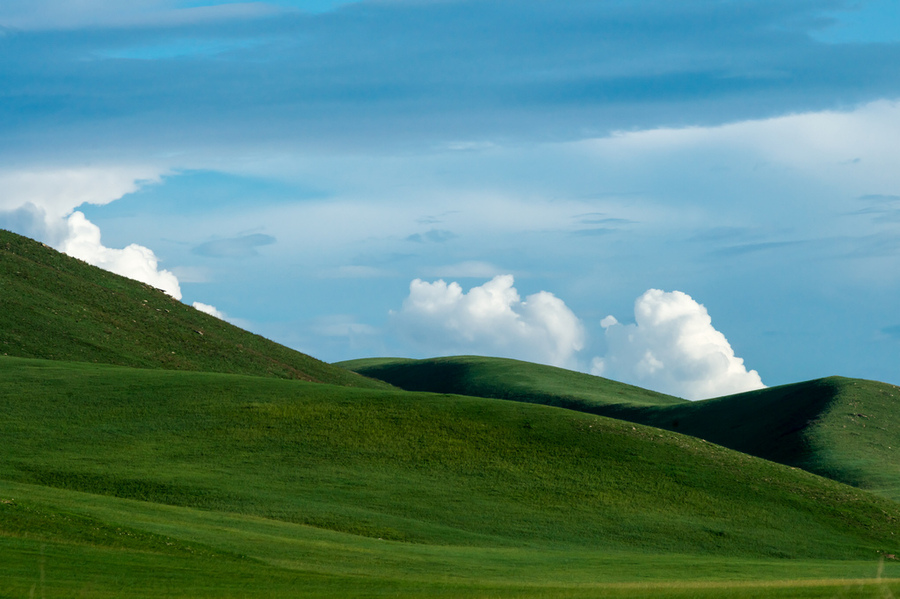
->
[0,229,387,388]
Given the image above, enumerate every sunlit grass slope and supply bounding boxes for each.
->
[6,482,900,599]
[340,357,900,501]
[0,229,386,388]
[4,481,900,598]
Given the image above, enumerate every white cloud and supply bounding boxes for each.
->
[592,289,765,400]
[391,274,585,368]
[192,301,225,319]
[0,166,183,300]
[63,212,182,299]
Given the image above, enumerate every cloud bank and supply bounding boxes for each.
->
[592,289,765,400]
[0,166,183,299]
[391,275,585,368]
[5,0,900,157]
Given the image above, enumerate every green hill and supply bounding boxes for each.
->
[0,229,386,388]
[631,377,900,500]
[338,355,686,408]
[340,356,900,501]
[6,231,900,596]
[3,356,900,596]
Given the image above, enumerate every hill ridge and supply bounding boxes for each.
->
[0,229,387,388]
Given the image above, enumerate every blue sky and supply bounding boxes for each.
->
[1,0,899,398]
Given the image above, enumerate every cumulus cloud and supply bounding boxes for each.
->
[391,275,585,368]
[63,211,182,299]
[192,301,225,319]
[0,166,183,300]
[592,289,765,400]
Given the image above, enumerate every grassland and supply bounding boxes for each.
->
[341,356,900,502]
[6,231,900,596]
[3,356,900,596]
[4,479,900,598]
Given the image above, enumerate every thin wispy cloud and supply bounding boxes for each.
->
[193,233,276,258]
[4,1,900,158]
[405,229,457,244]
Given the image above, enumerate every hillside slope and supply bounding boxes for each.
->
[340,356,900,501]
[0,229,387,388]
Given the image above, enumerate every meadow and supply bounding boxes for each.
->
[4,228,900,597]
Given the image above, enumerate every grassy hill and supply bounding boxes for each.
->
[632,377,900,500]
[340,356,900,501]
[3,356,900,596]
[338,355,686,409]
[6,230,900,596]
[0,229,386,388]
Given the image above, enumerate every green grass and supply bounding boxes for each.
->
[3,481,900,598]
[340,356,900,502]
[0,229,388,388]
[4,356,900,595]
[636,377,900,501]
[7,233,900,596]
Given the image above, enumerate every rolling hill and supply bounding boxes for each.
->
[3,356,900,597]
[0,229,387,388]
[340,356,900,501]
[4,230,900,596]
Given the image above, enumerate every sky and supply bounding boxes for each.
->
[2,0,899,399]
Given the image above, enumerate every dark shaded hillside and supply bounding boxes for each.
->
[0,229,387,388]
[340,356,900,501]
[338,355,685,409]
[636,377,900,500]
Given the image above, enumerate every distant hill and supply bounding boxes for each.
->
[632,377,900,500]
[0,229,387,388]
[338,355,685,408]
[339,356,900,501]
